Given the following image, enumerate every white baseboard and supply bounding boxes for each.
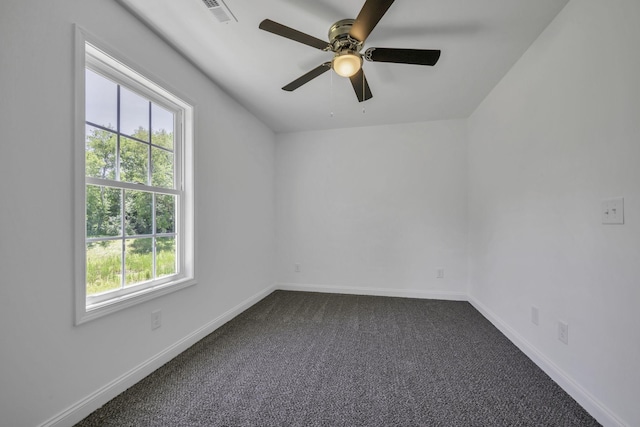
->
[276,282,467,301]
[40,283,277,427]
[468,295,626,427]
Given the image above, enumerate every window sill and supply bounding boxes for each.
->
[75,277,196,325]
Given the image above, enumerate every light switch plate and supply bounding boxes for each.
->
[602,198,624,224]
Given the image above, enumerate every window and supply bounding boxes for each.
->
[75,30,195,324]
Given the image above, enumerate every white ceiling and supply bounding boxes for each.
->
[118,0,569,133]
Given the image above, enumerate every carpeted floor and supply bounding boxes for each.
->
[75,291,601,426]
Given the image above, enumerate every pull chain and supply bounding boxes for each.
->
[362,72,366,114]
[329,69,334,118]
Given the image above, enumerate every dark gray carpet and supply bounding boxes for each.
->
[76,291,600,426]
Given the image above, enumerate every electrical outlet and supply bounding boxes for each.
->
[558,321,568,344]
[151,310,162,330]
[436,268,444,279]
[602,198,624,224]
[531,306,539,326]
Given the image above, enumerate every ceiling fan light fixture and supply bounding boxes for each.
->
[332,51,362,78]
[259,0,442,102]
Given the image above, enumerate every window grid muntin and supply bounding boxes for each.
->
[86,195,180,305]
[85,182,180,302]
[87,121,175,154]
[85,52,182,304]
[85,60,181,189]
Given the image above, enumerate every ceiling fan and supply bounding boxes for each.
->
[259,0,441,102]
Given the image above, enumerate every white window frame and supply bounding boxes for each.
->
[74,27,196,324]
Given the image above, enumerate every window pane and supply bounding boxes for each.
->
[86,240,122,296]
[156,237,176,278]
[152,104,174,149]
[125,238,153,286]
[86,185,121,238]
[125,190,152,236]
[85,125,116,180]
[156,194,176,234]
[120,87,149,140]
[152,129,174,151]
[120,137,149,184]
[151,147,174,189]
[85,69,117,129]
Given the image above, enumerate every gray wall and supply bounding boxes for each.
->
[467,0,640,425]
[0,1,276,426]
[276,120,468,299]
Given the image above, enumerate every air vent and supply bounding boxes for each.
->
[200,0,237,23]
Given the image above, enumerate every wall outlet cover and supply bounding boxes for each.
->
[151,310,162,330]
[558,321,569,345]
[602,198,624,224]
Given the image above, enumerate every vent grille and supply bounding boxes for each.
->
[211,7,230,23]
[200,0,237,23]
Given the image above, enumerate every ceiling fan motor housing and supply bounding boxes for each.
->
[328,19,362,54]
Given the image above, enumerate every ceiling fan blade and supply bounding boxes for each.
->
[282,63,332,92]
[259,19,331,51]
[349,0,395,43]
[364,48,441,66]
[349,68,373,102]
